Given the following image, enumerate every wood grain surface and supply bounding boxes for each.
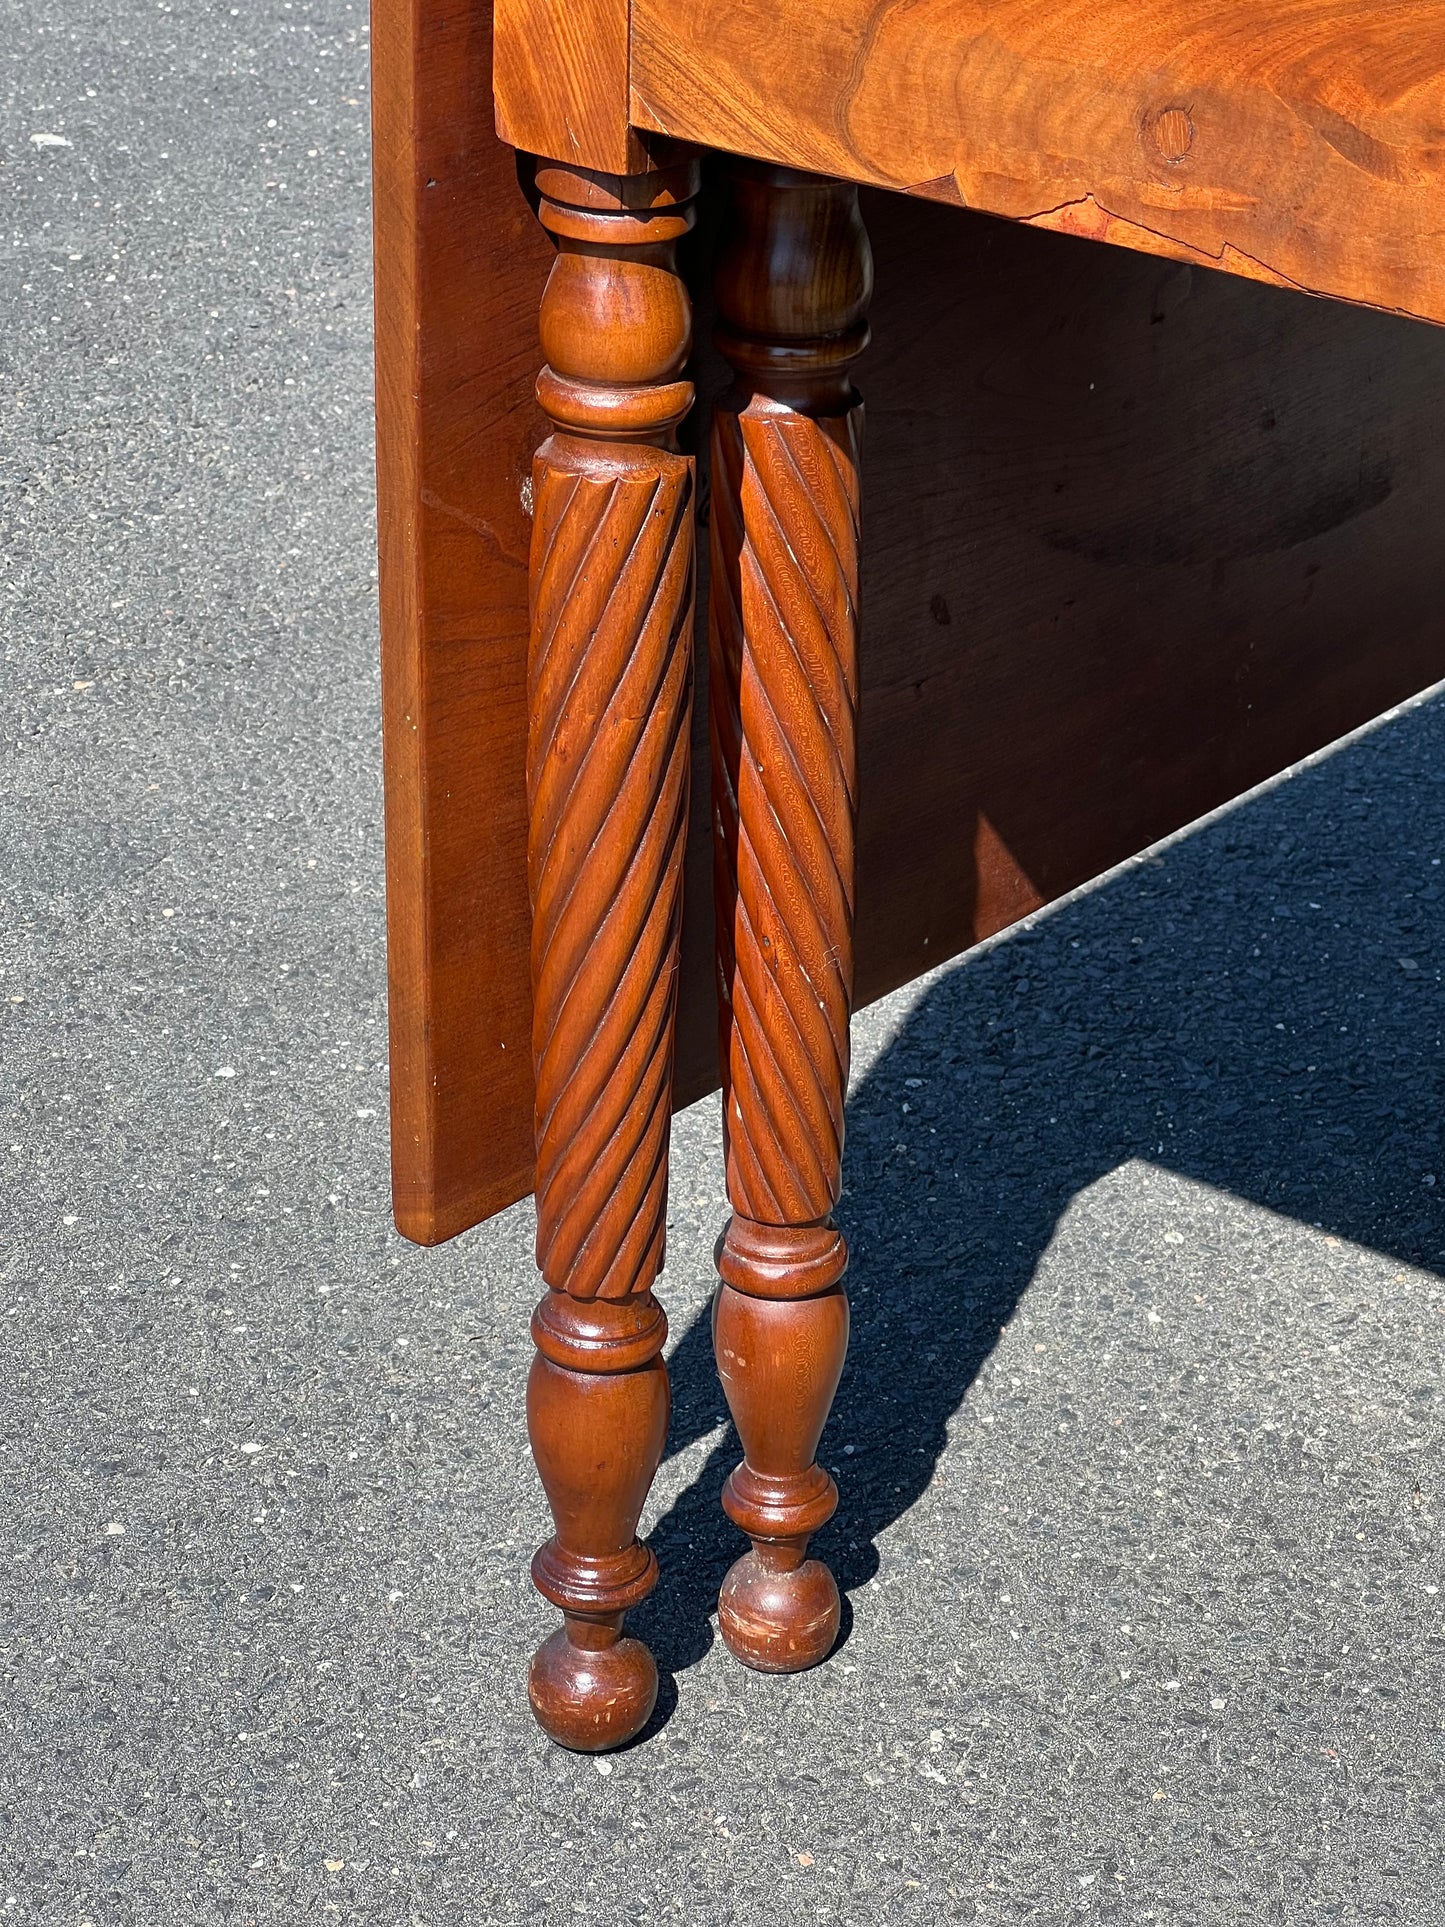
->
[376,1,1445,1243]
[632,0,1445,324]
[493,0,638,174]
[372,0,549,1243]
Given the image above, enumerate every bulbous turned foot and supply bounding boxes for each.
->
[527,1627,658,1752]
[717,1549,841,1673]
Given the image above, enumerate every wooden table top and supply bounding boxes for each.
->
[499,0,1445,325]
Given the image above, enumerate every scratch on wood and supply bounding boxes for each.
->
[419,486,516,560]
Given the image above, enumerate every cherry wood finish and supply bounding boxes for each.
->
[521,156,700,1750]
[494,0,640,175]
[707,165,871,1670]
[372,0,548,1242]
[374,0,1445,1753]
[377,0,1445,1241]
[632,0,1445,326]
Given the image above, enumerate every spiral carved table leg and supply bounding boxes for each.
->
[708,164,872,1672]
[523,153,699,1750]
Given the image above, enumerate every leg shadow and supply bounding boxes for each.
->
[640,685,1445,1690]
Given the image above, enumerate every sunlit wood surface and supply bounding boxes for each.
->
[633,0,1445,323]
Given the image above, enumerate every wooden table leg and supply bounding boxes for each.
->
[522,153,699,1750]
[708,163,872,1673]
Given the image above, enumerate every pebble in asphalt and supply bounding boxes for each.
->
[1,2,1442,1922]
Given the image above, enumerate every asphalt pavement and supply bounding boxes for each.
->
[1,2,1441,1921]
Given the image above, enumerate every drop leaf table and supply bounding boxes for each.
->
[371,0,1445,1748]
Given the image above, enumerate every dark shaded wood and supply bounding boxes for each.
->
[633,0,1445,326]
[709,165,871,1672]
[846,193,1445,1000]
[376,10,1445,1241]
[522,156,701,1751]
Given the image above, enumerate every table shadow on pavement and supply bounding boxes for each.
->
[630,686,1445,1707]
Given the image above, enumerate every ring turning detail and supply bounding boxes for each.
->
[523,155,700,1751]
[709,163,872,1674]
[519,150,869,1741]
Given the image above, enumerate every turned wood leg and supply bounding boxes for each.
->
[523,154,699,1750]
[708,164,872,1672]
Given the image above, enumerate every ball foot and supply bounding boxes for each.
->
[717,1548,840,1673]
[527,1625,658,1752]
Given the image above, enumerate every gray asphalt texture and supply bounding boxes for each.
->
[2,3,1443,1922]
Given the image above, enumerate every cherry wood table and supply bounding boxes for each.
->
[372,0,1445,1749]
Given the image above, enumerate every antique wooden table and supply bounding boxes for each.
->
[372,0,1445,1749]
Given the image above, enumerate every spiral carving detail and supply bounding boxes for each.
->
[708,408,747,1095]
[712,400,861,1227]
[528,440,695,1300]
